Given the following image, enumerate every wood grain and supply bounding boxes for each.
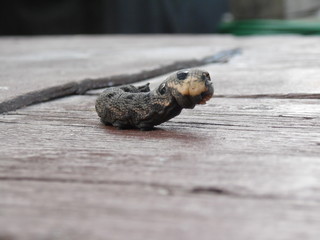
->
[0,35,239,112]
[1,35,320,240]
[1,95,320,240]
[0,48,239,114]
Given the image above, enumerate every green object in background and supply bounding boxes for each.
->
[219,20,320,35]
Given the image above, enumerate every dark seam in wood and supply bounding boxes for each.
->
[0,120,20,124]
[190,187,244,197]
[0,120,100,129]
[189,187,300,201]
[0,176,274,200]
[215,93,320,99]
[41,123,98,128]
[168,125,259,132]
[0,48,241,114]
[0,82,78,114]
[270,125,318,129]
[170,121,250,128]
[0,176,316,201]
[0,176,174,189]
[0,176,176,196]
[5,112,94,118]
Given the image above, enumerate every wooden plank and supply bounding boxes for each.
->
[139,36,320,96]
[212,35,320,95]
[1,35,320,240]
[1,180,320,240]
[0,35,238,105]
[1,35,320,113]
[0,48,240,113]
[1,95,320,239]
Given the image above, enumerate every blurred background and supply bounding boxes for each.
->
[1,0,320,36]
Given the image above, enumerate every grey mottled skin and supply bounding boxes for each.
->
[95,69,214,130]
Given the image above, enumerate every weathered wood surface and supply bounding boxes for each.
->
[142,35,320,96]
[1,35,320,113]
[0,35,238,111]
[0,47,240,113]
[1,35,320,240]
[1,95,320,240]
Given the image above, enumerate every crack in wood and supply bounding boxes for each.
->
[0,176,319,202]
[0,48,240,114]
[0,176,175,193]
[0,176,263,200]
[0,120,99,129]
[171,121,249,128]
[189,186,309,201]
